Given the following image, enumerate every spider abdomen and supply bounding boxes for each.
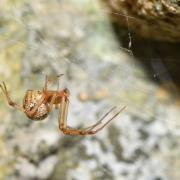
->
[23,90,49,120]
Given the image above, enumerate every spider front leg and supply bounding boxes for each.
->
[43,74,64,92]
[58,96,126,135]
[0,82,24,111]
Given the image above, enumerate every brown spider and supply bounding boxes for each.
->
[0,75,126,135]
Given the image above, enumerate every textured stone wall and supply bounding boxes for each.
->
[102,0,180,42]
[0,1,180,180]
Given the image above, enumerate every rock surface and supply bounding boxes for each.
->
[0,0,180,180]
[102,0,180,42]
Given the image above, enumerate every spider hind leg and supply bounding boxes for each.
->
[58,96,126,135]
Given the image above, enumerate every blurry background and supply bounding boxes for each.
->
[0,0,180,180]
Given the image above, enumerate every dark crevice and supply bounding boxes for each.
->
[112,22,180,96]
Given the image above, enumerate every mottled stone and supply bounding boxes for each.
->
[102,0,180,42]
[0,0,180,180]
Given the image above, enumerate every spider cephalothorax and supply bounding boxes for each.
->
[0,75,125,135]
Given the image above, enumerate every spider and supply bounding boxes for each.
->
[0,75,126,135]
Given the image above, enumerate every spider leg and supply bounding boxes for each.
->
[0,82,24,111]
[43,74,64,92]
[84,106,126,133]
[58,96,68,130]
[58,96,126,135]
[59,96,86,135]
[44,75,48,92]
[48,93,58,112]
[82,106,117,131]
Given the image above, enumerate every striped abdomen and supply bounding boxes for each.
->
[23,90,49,120]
